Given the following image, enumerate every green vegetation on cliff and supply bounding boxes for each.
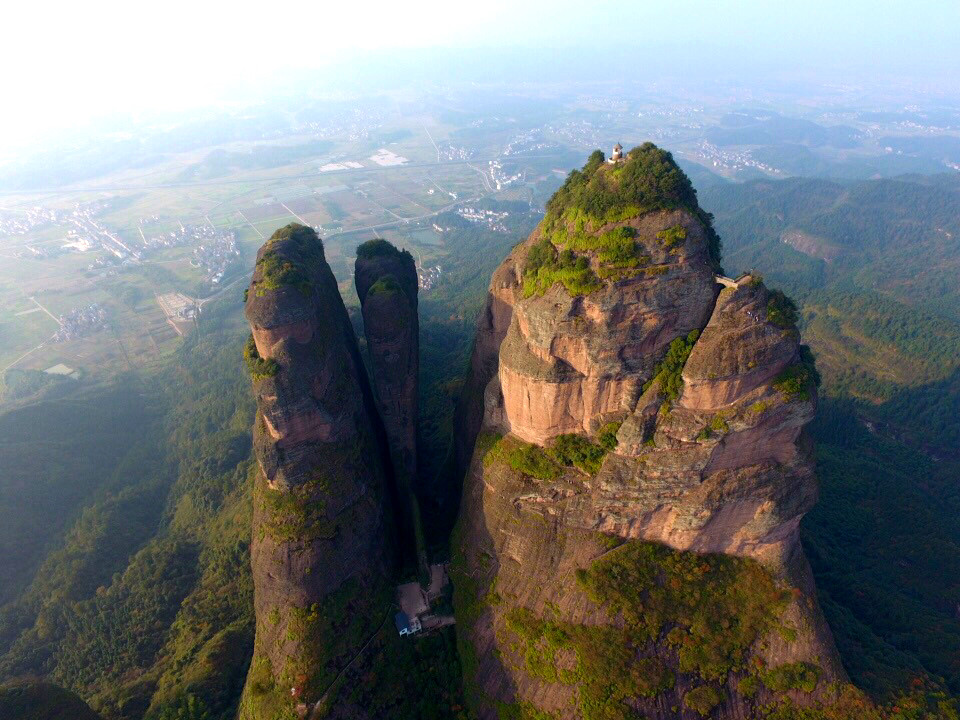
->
[547,423,620,475]
[468,522,956,720]
[761,661,821,693]
[242,335,279,381]
[256,252,313,295]
[521,144,722,298]
[545,144,721,265]
[774,346,821,402]
[356,237,413,262]
[483,434,560,481]
[576,540,789,681]
[522,240,602,298]
[774,363,817,402]
[482,426,621,480]
[241,580,391,720]
[498,538,793,720]
[757,684,959,720]
[766,289,800,329]
[642,329,700,404]
[366,273,405,298]
[683,685,722,717]
[546,144,700,224]
[254,224,324,296]
[504,607,674,720]
[255,470,336,542]
[656,224,687,250]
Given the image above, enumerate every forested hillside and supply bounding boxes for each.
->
[0,199,539,719]
[0,296,256,720]
[702,174,960,697]
[0,377,163,607]
[3,172,959,716]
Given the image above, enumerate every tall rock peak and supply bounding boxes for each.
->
[452,147,844,719]
[355,238,425,572]
[239,224,394,719]
[355,239,419,481]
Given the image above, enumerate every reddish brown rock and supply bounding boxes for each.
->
[355,239,419,485]
[239,224,393,719]
[355,239,425,572]
[452,146,844,720]
[493,209,718,445]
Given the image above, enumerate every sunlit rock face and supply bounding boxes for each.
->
[494,208,717,445]
[452,146,844,720]
[240,224,393,719]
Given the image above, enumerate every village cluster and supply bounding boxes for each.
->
[501,130,556,157]
[139,222,240,285]
[691,140,782,175]
[438,143,472,161]
[0,206,63,236]
[300,107,390,142]
[2,202,136,261]
[191,231,239,285]
[487,159,523,190]
[456,206,511,232]
[53,303,108,343]
[3,203,239,286]
[416,264,442,290]
[547,120,602,148]
[66,205,140,260]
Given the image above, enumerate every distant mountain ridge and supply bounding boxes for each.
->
[700,173,960,449]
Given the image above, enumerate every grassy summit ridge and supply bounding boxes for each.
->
[523,143,722,297]
[545,143,700,223]
[356,237,412,261]
[254,224,325,296]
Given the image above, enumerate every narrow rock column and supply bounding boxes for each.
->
[355,239,426,577]
[239,224,394,719]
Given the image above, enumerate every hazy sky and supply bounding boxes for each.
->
[3,0,959,155]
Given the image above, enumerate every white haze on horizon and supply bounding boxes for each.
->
[3,0,959,158]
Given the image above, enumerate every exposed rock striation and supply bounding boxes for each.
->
[452,145,844,720]
[355,238,424,573]
[239,224,394,719]
[491,206,718,446]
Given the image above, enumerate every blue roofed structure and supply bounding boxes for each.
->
[395,611,422,637]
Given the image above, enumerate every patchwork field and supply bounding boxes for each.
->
[0,121,561,381]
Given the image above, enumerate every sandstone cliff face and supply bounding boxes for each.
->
[453,146,844,720]
[491,208,718,445]
[239,225,393,719]
[355,240,419,486]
